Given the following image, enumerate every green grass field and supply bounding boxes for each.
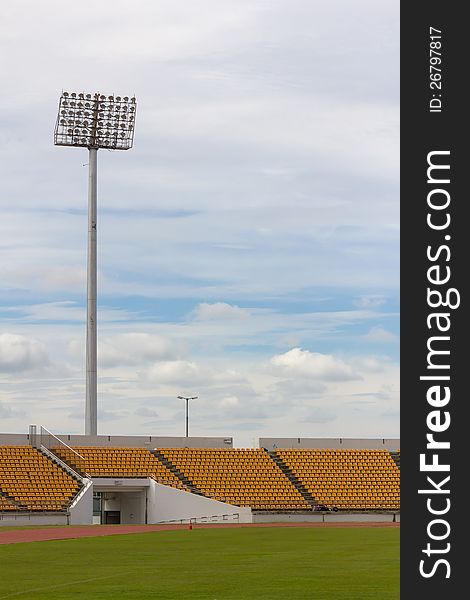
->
[0,526,399,600]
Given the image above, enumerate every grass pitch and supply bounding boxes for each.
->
[0,526,399,599]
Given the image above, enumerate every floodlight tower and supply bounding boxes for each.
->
[54,91,136,435]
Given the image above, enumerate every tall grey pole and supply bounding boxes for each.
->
[54,91,136,437]
[178,395,197,438]
[185,398,189,438]
[85,147,98,435]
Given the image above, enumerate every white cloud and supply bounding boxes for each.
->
[145,360,206,386]
[39,266,87,291]
[352,355,394,373]
[271,379,327,398]
[13,302,85,323]
[99,333,184,368]
[205,393,269,420]
[219,395,241,408]
[0,265,86,293]
[303,408,337,424]
[363,326,397,343]
[270,348,360,382]
[0,333,50,373]
[0,402,26,418]
[135,406,159,418]
[354,295,388,309]
[192,302,249,321]
[98,409,128,422]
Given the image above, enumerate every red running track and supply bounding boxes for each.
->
[0,521,398,545]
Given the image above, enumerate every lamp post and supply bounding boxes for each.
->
[177,396,198,437]
[54,91,136,435]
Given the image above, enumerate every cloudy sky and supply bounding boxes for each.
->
[0,0,399,447]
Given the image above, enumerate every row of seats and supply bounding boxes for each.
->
[0,495,19,511]
[0,446,401,513]
[0,446,81,511]
[52,447,189,491]
[274,449,400,510]
[159,448,311,511]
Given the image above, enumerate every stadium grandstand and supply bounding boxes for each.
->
[0,428,399,526]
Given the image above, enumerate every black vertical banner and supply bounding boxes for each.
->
[401,2,465,597]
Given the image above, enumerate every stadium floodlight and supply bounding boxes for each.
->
[54,90,137,436]
[177,396,198,438]
[54,91,136,150]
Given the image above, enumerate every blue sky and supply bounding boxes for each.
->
[0,0,399,446]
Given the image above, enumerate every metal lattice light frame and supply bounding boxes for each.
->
[54,91,136,150]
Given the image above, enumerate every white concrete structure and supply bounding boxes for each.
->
[0,432,233,448]
[1,478,251,527]
[92,477,148,524]
[0,513,70,527]
[92,477,251,524]
[253,511,399,523]
[69,478,93,525]
[147,480,252,524]
[260,437,400,451]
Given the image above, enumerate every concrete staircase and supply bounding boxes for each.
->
[151,450,206,496]
[39,447,83,480]
[389,451,400,469]
[0,489,26,510]
[267,450,318,509]
[37,447,84,507]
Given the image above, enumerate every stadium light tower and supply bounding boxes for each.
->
[54,91,136,435]
[177,396,198,437]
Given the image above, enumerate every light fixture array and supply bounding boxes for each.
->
[54,91,136,150]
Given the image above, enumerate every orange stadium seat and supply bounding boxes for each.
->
[273,448,400,511]
[0,445,400,514]
[0,446,81,511]
[52,446,189,491]
[157,448,311,511]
